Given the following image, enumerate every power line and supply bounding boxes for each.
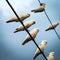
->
[38,0,41,5]
[6,0,48,60]
[44,11,60,40]
[37,0,60,40]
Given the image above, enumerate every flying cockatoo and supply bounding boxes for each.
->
[22,28,39,45]
[6,13,30,23]
[14,20,36,33]
[47,52,55,60]
[33,40,47,60]
[45,22,59,31]
[31,3,46,13]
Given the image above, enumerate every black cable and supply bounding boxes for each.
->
[37,0,41,5]
[37,0,60,40]
[6,0,48,60]
[54,29,60,39]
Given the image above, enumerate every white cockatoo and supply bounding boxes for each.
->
[47,52,55,60]
[6,13,30,23]
[45,22,59,31]
[31,3,46,13]
[14,20,36,33]
[22,28,39,45]
[33,40,47,60]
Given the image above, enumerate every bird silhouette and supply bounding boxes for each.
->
[14,20,36,33]
[45,22,59,31]
[6,13,30,23]
[22,28,39,45]
[47,52,55,60]
[33,40,47,60]
[31,3,46,13]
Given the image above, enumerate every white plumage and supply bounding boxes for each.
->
[22,28,39,45]
[6,13,30,23]
[45,22,59,31]
[47,52,55,60]
[31,3,46,13]
[33,40,47,59]
[14,20,36,33]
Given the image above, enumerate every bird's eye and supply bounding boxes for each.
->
[40,3,43,5]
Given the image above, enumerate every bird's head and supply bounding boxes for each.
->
[21,13,30,18]
[56,22,59,25]
[36,28,39,33]
[31,20,36,24]
[40,3,46,6]
[41,40,47,45]
[49,52,55,56]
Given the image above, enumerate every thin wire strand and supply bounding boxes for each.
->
[37,0,60,40]
[6,0,48,60]
[44,11,60,40]
[38,0,41,5]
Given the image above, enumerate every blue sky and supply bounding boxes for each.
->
[0,0,60,60]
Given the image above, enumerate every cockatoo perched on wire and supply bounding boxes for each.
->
[14,20,36,33]
[22,28,39,45]
[31,3,46,13]
[33,40,47,60]
[45,22,59,31]
[47,52,55,60]
[6,13,30,23]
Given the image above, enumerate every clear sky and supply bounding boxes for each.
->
[0,0,60,60]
